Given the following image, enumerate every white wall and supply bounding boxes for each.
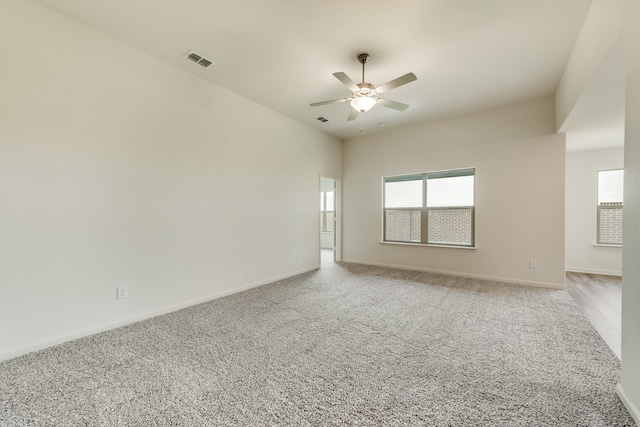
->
[342,97,566,288]
[619,0,640,421]
[554,0,639,420]
[555,0,623,129]
[565,147,624,275]
[0,0,342,360]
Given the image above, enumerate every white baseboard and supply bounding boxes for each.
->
[617,383,640,424]
[342,259,566,289]
[565,266,622,276]
[0,266,319,362]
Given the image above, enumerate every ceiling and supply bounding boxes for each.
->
[33,0,595,141]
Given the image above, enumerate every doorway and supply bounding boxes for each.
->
[320,177,337,266]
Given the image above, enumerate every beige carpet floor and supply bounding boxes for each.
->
[0,259,635,426]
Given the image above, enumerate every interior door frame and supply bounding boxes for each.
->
[320,176,341,263]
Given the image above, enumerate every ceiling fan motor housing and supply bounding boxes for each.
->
[355,82,376,97]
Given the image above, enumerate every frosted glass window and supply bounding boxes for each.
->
[320,190,335,233]
[384,180,422,208]
[598,169,624,204]
[325,212,335,232]
[326,191,335,211]
[427,175,474,207]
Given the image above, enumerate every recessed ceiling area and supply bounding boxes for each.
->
[32,0,594,142]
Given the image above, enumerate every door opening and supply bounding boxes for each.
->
[320,177,337,265]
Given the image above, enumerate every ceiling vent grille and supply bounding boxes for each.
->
[184,51,214,68]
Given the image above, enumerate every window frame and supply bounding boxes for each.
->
[382,168,475,248]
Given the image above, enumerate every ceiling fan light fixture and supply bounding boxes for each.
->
[310,53,416,122]
[351,96,377,113]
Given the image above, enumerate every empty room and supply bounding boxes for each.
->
[1,0,639,425]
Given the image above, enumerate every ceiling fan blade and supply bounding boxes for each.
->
[377,98,410,111]
[333,72,360,91]
[375,72,417,94]
[347,108,359,121]
[310,98,350,107]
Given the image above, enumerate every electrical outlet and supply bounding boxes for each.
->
[529,259,538,269]
[117,286,128,299]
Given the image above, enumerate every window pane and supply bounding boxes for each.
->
[320,193,324,211]
[598,206,623,245]
[427,175,474,207]
[598,170,623,204]
[320,212,324,231]
[427,208,473,245]
[385,180,422,208]
[326,191,334,211]
[385,209,421,242]
[326,212,334,232]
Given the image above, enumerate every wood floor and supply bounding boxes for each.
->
[565,271,622,359]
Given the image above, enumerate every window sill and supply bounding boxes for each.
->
[593,243,623,248]
[381,241,476,250]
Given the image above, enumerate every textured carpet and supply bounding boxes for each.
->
[0,258,635,426]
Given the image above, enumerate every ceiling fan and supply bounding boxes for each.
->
[310,53,417,121]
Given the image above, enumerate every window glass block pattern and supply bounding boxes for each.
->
[428,208,472,245]
[385,209,421,242]
[598,205,623,245]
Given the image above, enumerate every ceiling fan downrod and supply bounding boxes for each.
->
[358,53,369,84]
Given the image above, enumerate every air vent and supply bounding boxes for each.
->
[317,117,329,123]
[184,50,214,68]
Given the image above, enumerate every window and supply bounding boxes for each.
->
[383,169,475,246]
[320,190,335,232]
[597,169,623,245]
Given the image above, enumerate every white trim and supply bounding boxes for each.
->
[565,266,622,276]
[616,383,640,425]
[342,259,565,289]
[593,243,623,248]
[0,266,318,362]
[381,241,476,250]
